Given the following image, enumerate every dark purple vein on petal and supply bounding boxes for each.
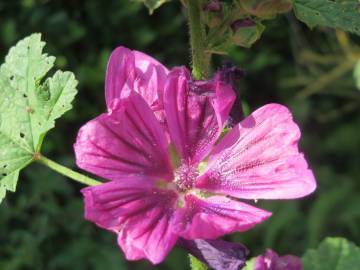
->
[88,140,147,168]
[98,121,152,161]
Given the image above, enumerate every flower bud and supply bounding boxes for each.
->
[230,18,265,48]
[203,0,222,12]
[231,18,256,30]
[238,0,292,19]
[254,249,303,270]
[202,0,223,27]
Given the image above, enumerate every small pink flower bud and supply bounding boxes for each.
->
[203,0,222,12]
[231,18,256,32]
[254,249,303,270]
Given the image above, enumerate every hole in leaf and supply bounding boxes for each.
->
[3,165,7,168]
[20,132,25,138]
[10,75,14,81]
[23,94,28,98]
[2,173,7,177]
[27,107,34,114]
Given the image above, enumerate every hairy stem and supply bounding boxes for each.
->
[37,155,101,186]
[187,0,211,79]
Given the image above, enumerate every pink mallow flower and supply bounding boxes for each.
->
[74,47,316,264]
[254,249,303,270]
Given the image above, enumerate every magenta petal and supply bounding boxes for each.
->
[105,47,168,113]
[105,47,135,109]
[117,209,178,264]
[117,230,147,261]
[164,67,235,164]
[172,194,271,239]
[196,104,316,199]
[81,176,153,230]
[74,91,173,181]
[278,255,303,270]
[82,179,179,264]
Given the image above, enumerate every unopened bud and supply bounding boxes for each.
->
[231,18,256,31]
[202,0,223,27]
[230,19,264,48]
[203,0,222,12]
[238,0,292,19]
[254,249,303,270]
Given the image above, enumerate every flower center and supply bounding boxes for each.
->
[173,163,198,192]
[156,161,211,208]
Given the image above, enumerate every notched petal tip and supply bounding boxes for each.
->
[82,180,179,265]
[105,46,169,114]
[118,227,177,265]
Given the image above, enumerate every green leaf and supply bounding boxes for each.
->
[293,0,360,35]
[189,255,208,270]
[231,21,265,48]
[132,0,169,14]
[0,33,77,203]
[302,237,360,270]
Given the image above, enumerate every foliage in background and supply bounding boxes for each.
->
[140,0,360,56]
[293,0,360,35]
[242,237,360,270]
[302,237,360,270]
[0,0,359,270]
[133,0,170,14]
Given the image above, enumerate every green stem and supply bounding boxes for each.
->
[187,0,211,79]
[37,155,101,186]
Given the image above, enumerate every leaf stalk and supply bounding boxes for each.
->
[37,155,101,186]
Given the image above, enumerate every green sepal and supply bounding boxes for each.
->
[238,0,293,19]
[231,20,265,48]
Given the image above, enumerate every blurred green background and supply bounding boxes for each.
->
[0,0,359,269]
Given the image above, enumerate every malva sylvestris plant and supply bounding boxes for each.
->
[4,0,360,269]
[74,47,316,264]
